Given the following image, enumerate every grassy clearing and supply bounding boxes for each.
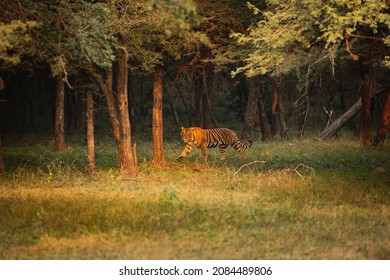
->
[0,133,389,259]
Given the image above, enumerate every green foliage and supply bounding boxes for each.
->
[103,0,206,72]
[0,20,39,66]
[232,0,390,77]
[0,0,116,73]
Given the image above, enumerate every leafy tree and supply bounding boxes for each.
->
[86,0,203,170]
[0,20,38,66]
[232,0,389,143]
[232,0,390,77]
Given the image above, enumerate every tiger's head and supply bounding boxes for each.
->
[180,127,195,143]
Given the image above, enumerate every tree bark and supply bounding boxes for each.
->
[374,89,390,147]
[258,83,271,141]
[202,65,218,128]
[167,73,192,126]
[87,49,137,177]
[164,81,180,127]
[152,66,166,166]
[241,76,260,142]
[54,72,66,151]
[86,89,95,174]
[319,88,385,140]
[0,78,5,172]
[86,65,119,142]
[276,82,287,140]
[361,73,372,146]
[195,73,203,127]
[0,138,4,173]
[271,85,280,137]
[116,48,137,176]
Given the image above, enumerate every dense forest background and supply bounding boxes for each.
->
[0,0,389,176]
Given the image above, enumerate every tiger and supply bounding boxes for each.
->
[176,127,252,162]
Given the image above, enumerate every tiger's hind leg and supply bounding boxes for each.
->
[219,144,228,160]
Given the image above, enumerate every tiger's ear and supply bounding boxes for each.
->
[190,127,195,131]
[181,127,184,130]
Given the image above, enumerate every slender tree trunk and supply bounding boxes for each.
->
[277,85,287,140]
[241,76,260,142]
[319,88,385,140]
[374,89,390,147]
[164,81,180,127]
[258,84,271,141]
[116,49,137,176]
[297,65,311,139]
[87,50,137,177]
[202,65,218,128]
[0,138,4,173]
[271,85,279,137]
[361,73,372,146]
[54,72,66,151]
[195,74,203,127]
[167,73,192,126]
[0,78,5,172]
[87,65,120,142]
[152,66,166,166]
[86,89,95,174]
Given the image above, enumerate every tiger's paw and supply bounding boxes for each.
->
[175,156,184,163]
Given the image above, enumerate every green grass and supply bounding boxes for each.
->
[0,132,389,259]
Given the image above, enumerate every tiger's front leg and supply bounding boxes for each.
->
[175,142,196,162]
[201,143,208,161]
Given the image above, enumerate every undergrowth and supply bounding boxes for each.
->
[0,133,389,259]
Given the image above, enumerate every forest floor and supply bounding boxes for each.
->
[0,131,389,259]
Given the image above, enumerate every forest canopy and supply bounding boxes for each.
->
[0,0,389,174]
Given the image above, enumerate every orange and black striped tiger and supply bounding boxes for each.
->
[176,127,252,162]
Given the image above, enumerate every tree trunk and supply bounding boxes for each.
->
[87,50,137,177]
[164,81,180,127]
[0,78,4,172]
[116,48,137,176]
[166,72,192,127]
[0,138,4,173]
[374,89,390,147]
[86,89,95,175]
[258,83,271,141]
[271,84,278,137]
[54,72,66,151]
[276,83,287,140]
[152,66,166,166]
[241,76,260,142]
[195,74,203,127]
[361,73,372,146]
[87,65,120,142]
[296,65,311,139]
[319,88,385,140]
[202,65,218,128]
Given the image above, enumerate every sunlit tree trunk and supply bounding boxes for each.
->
[87,49,137,177]
[116,48,137,176]
[86,89,95,174]
[374,89,390,147]
[54,72,66,151]
[241,76,259,142]
[152,66,166,166]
